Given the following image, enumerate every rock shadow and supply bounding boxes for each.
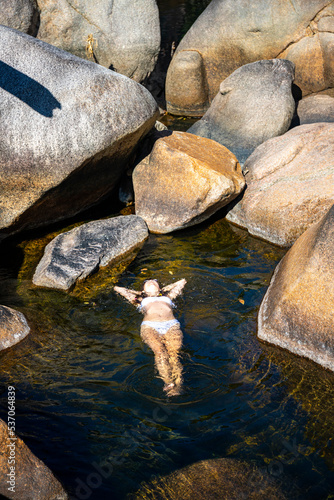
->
[0,61,61,117]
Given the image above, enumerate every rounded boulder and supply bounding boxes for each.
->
[133,131,245,234]
[258,203,334,372]
[226,123,334,247]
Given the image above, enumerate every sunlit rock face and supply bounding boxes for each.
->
[258,203,334,372]
[227,123,334,247]
[36,0,161,82]
[166,0,334,116]
[188,59,295,164]
[133,131,245,234]
[0,25,159,238]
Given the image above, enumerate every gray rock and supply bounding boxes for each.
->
[0,305,30,351]
[188,59,295,165]
[0,26,159,238]
[33,216,148,290]
[165,0,334,116]
[36,0,160,82]
[0,0,39,36]
[258,203,334,372]
[226,122,334,247]
[297,94,334,125]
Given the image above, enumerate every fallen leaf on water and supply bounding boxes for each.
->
[238,299,245,305]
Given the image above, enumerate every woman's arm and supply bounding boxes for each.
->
[162,279,187,300]
[114,286,141,306]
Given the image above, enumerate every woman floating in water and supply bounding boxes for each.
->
[114,279,186,396]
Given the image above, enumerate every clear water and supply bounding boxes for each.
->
[1,1,334,499]
[1,216,334,499]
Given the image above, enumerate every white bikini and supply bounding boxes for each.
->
[139,296,180,335]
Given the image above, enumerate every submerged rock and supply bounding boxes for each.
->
[33,216,148,290]
[0,0,39,36]
[227,123,334,246]
[0,26,158,238]
[0,305,30,351]
[166,0,334,116]
[258,203,334,372]
[297,94,334,125]
[188,59,295,164]
[132,458,286,499]
[133,131,245,233]
[37,0,160,82]
[0,418,68,499]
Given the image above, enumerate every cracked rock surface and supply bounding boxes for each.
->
[33,216,149,290]
[166,0,334,116]
[226,122,334,247]
[258,203,334,372]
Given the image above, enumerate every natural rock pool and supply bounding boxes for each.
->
[1,212,334,498]
[1,1,334,499]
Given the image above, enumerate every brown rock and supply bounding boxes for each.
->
[0,418,68,499]
[166,0,334,116]
[133,131,245,233]
[258,203,334,372]
[0,306,30,351]
[131,458,287,499]
[226,123,334,247]
[297,94,334,124]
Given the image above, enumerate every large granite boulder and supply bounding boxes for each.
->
[258,203,334,372]
[36,0,160,83]
[188,59,295,165]
[226,123,334,247]
[166,0,334,116]
[297,94,334,125]
[0,418,68,499]
[0,26,159,238]
[33,215,148,290]
[132,458,286,499]
[0,306,30,351]
[0,0,39,36]
[133,131,245,234]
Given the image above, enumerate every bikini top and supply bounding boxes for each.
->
[138,296,174,311]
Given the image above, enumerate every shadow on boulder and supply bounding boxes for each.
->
[0,61,61,118]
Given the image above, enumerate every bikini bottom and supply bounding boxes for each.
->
[141,319,180,335]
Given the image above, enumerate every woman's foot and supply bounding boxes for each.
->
[164,383,182,396]
[163,382,175,392]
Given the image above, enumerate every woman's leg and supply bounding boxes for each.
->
[140,325,173,389]
[162,325,183,393]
